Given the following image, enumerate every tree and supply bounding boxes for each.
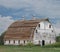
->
[56,35,60,42]
[0,31,6,45]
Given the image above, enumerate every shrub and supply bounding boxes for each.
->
[26,42,34,47]
[56,36,60,42]
[0,31,6,45]
[44,42,60,48]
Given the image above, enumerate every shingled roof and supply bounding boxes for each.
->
[4,18,49,40]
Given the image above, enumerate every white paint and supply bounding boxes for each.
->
[40,22,44,29]
[10,40,13,45]
[4,40,9,45]
[33,21,56,46]
[4,40,29,45]
[4,20,56,46]
[20,40,24,45]
[14,40,19,45]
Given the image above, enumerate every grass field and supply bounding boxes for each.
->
[0,45,60,52]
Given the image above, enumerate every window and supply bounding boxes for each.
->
[49,25,51,28]
[9,40,10,44]
[39,41,40,45]
[52,30,53,32]
[36,30,37,33]
[24,40,25,44]
[14,40,15,44]
[18,40,20,44]
[50,40,51,44]
[38,24,40,27]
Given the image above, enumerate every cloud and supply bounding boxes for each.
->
[0,15,14,35]
[30,0,60,18]
[0,0,60,34]
[0,0,60,18]
[0,0,31,9]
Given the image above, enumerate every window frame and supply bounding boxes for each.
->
[18,40,20,44]
[36,30,37,33]
[9,40,10,44]
[49,25,51,28]
[24,40,25,44]
[38,24,40,27]
[14,40,15,44]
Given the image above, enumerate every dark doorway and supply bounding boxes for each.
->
[42,40,45,46]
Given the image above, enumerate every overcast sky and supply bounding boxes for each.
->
[0,0,60,35]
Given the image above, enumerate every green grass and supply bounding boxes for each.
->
[0,45,60,52]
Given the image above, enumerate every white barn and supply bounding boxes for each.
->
[4,18,56,46]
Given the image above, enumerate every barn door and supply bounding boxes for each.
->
[42,40,45,46]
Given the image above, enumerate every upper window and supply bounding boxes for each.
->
[36,30,37,33]
[49,25,51,28]
[52,30,53,32]
[38,24,40,27]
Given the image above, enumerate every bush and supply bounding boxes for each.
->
[56,36,60,42]
[44,42,60,48]
[26,42,34,47]
[0,31,6,45]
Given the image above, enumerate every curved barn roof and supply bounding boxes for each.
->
[4,18,49,40]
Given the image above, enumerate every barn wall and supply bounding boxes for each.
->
[33,21,56,45]
[4,40,9,45]
[4,40,29,45]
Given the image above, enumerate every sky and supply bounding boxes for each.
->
[0,0,60,35]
